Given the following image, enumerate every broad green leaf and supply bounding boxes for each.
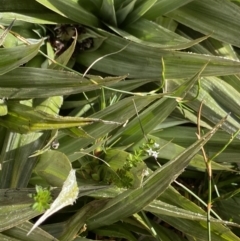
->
[33,96,63,115]
[86,116,227,229]
[34,150,72,187]
[146,135,233,171]
[152,126,240,166]
[215,197,240,225]
[36,0,101,27]
[3,222,59,241]
[158,187,240,240]
[106,25,202,50]
[0,68,125,99]
[0,41,42,75]
[77,28,240,79]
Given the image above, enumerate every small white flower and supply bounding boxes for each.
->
[146,148,153,156]
[146,148,159,159]
[152,151,159,159]
[154,142,160,148]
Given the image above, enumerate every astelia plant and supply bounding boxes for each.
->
[1,1,240,241]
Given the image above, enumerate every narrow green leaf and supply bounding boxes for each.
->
[0,202,41,232]
[0,19,15,46]
[116,0,137,25]
[167,0,240,47]
[0,102,120,134]
[167,78,240,138]
[99,0,117,26]
[145,200,240,227]
[122,0,157,26]
[3,222,60,241]
[36,0,101,27]
[0,0,71,24]
[33,96,63,115]
[93,223,138,241]
[0,99,8,116]
[159,215,240,241]
[0,41,42,75]
[0,233,20,241]
[57,200,107,241]
[143,0,193,19]
[48,32,77,69]
[0,131,51,188]
[0,68,125,99]
[121,18,209,50]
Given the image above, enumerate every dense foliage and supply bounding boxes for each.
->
[1,0,240,240]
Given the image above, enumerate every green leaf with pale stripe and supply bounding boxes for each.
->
[0,102,119,134]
